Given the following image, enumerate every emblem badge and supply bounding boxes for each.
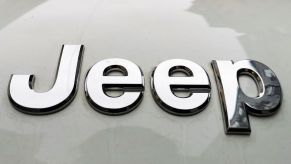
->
[8,44,283,135]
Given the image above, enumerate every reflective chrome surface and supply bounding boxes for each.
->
[212,60,282,134]
[85,58,144,115]
[8,45,84,115]
[0,0,290,163]
[151,59,211,116]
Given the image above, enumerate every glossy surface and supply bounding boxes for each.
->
[151,59,211,116]
[85,58,144,115]
[8,45,84,115]
[212,60,282,134]
[0,0,290,163]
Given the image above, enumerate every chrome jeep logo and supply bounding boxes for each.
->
[8,45,282,135]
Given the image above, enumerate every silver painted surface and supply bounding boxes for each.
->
[8,45,84,115]
[212,60,282,134]
[151,59,211,116]
[0,0,290,163]
[85,58,144,115]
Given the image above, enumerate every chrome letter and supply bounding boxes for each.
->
[85,58,144,115]
[212,60,282,135]
[9,45,84,115]
[151,59,211,116]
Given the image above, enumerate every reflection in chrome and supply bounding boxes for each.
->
[8,45,84,115]
[151,59,211,116]
[85,58,144,116]
[212,60,282,135]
